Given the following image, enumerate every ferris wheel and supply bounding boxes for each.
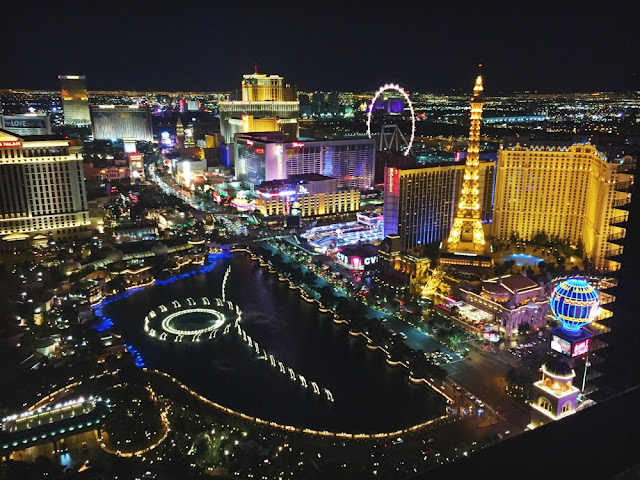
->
[366,83,416,156]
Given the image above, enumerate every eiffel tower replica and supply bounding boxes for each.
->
[444,68,489,256]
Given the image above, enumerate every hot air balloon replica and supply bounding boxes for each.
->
[548,277,599,358]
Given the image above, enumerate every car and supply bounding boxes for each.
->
[399,332,408,339]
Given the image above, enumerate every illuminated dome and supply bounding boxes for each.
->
[542,358,574,378]
[188,235,205,245]
[61,260,82,275]
[105,249,124,262]
[549,277,599,333]
[151,242,168,256]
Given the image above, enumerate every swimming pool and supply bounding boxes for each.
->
[502,253,544,266]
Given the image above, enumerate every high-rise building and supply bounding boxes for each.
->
[491,142,635,271]
[0,129,90,241]
[255,174,360,218]
[311,92,325,116]
[242,73,284,101]
[383,161,495,251]
[446,70,487,254]
[219,100,300,143]
[58,75,91,126]
[235,132,375,189]
[327,92,340,115]
[90,105,153,142]
[215,72,300,146]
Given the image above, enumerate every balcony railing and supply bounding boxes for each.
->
[611,198,631,208]
[596,308,613,321]
[610,214,629,225]
[607,231,626,241]
[614,181,634,191]
[590,338,608,351]
[599,277,618,289]
[605,246,624,258]
[583,384,599,396]
[599,292,616,305]
[615,163,636,173]
[587,323,612,336]
[586,370,603,382]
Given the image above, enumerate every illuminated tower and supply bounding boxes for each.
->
[530,277,601,428]
[176,117,185,148]
[58,74,91,126]
[529,358,580,428]
[446,68,486,253]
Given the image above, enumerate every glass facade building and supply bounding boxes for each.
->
[235,134,375,189]
[383,161,495,251]
[90,105,153,142]
[58,75,91,126]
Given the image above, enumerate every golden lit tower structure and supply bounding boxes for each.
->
[492,141,635,271]
[219,71,299,145]
[446,69,486,254]
[58,75,91,126]
[242,73,284,101]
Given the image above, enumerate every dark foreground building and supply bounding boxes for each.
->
[417,385,640,479]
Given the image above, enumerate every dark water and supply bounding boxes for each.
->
[103,254,444,433]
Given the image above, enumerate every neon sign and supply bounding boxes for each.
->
[387,168,398,194]
[0,140,22,148]
[255,148,265,154]
[291,142,305,148]
[336,253,378,267]
[246,140,254,146]
[364,256,378,265]
[572,338,590,357]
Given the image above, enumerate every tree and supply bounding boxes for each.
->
[532,231,549,246]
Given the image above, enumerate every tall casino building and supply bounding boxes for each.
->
[0,129,90,242]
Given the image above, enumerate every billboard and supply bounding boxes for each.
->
[551,334,571,356]
[571,338,590,357]
[128,153,144,182]
[1,114,51,135]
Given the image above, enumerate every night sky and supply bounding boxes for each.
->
[4,2,637,94]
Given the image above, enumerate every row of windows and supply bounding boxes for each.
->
[0,147,72,159]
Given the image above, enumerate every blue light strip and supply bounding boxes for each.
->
[90,253,230,352]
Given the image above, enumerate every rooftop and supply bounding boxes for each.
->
[236,132,373,145]
[483,274,539,296]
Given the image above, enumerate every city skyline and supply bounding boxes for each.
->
[2,3,638,94]
[0,11,639,476]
